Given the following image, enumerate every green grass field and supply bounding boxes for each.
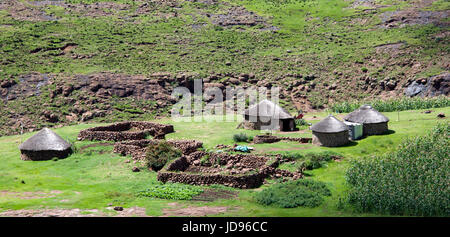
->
[0,107,448,216]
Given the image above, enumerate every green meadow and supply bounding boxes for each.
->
[0,107,448,216]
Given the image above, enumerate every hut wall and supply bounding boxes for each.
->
[363,122,388,135]
[244,116,288,131]
[312,131,349,147]
[20,149,72,161]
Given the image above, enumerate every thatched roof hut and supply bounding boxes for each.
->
[243,99,296,131]
[19,128,72,161]
[311,115,349,147]
[344,105,389,135]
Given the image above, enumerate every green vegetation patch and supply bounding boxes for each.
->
[233,133,249,142]
[346,123,450,216]
[254,179,331,208]
[144,141,182,171]
[331,96,450,113]
[280,151,343,172]
[137,183,204,200]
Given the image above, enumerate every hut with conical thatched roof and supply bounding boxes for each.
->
[19,128,72,161]
[344,105,389,136]
[311,115,349,147]
[243,99,296,131]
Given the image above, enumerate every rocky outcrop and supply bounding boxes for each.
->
[404,73,449,97]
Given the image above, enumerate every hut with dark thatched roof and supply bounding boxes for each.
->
[19,128,72,161]
[243,99,296,131]
[311,115,349,147]
[344,105,390,136]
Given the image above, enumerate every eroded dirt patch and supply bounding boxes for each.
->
[0,206,149,217]
[162,205,229,217]
[105,206,149,217]
[380,10,449,28]
[0,208,99,217]
[208,6,278,31]
[0,1,57,21]
[0,190,62,200]
[191,189,238,202]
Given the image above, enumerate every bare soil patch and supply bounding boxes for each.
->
[162,205,229,217]
[0,190,61,200]
[0,208,99,217]
[191,189,238,202]
[0,206,149,217]
[380,10,449,28]
[0,1,57,21]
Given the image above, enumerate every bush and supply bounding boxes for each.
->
[281,151,342,171]
[346,123,450,216]
[295,118,308,126]
[254,179,331,208]
[233,133,248,142]
[138,183,204,200]
[144,141,182,171]
[331,96,450,113]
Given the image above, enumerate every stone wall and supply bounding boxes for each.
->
[113,139,203,160]
[253,135,281,144]
[77,121,174,141]
[363,122,388,136]
[157,152,302,189]
[312,131,349,147]
[253,135,312,144]
[157,169,269,189]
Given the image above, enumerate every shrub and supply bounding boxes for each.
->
[233,133,248,142]
[281,151,342,171]
[137,183,204,200]
[331,96,450,113]
[254,179,331,208]
[346,123,450,216]
[295,118,308,126]
[144,141,182,171]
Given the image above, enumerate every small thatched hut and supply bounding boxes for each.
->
[19,128,72,161]
[344,105,389,136]
[311,115,349,147]
[243,99,296,131]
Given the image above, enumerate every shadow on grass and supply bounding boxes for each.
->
[338,141,358,147]
[356,129,396,140]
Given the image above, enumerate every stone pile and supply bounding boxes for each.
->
[157,152,303,189]
[253,135,312,144]
[113,139,203,160]
[77,121,174,142]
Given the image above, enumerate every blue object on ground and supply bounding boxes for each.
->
[234,145,250,153]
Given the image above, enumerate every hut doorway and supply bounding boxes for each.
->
[281,119,291,131]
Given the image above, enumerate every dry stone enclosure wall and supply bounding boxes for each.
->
[77,121,174,141]
[253,135,312,144]
[113,139,203,160]
[157,152,302,189]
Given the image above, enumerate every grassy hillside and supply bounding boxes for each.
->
[0,0,448,136]
[0,107,448,216]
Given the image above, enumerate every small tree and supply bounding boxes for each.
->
[144,141,182,171]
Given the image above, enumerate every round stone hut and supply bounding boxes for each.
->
[344,105,389,136]
[19,128,73,161]
[311,115,349,147]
